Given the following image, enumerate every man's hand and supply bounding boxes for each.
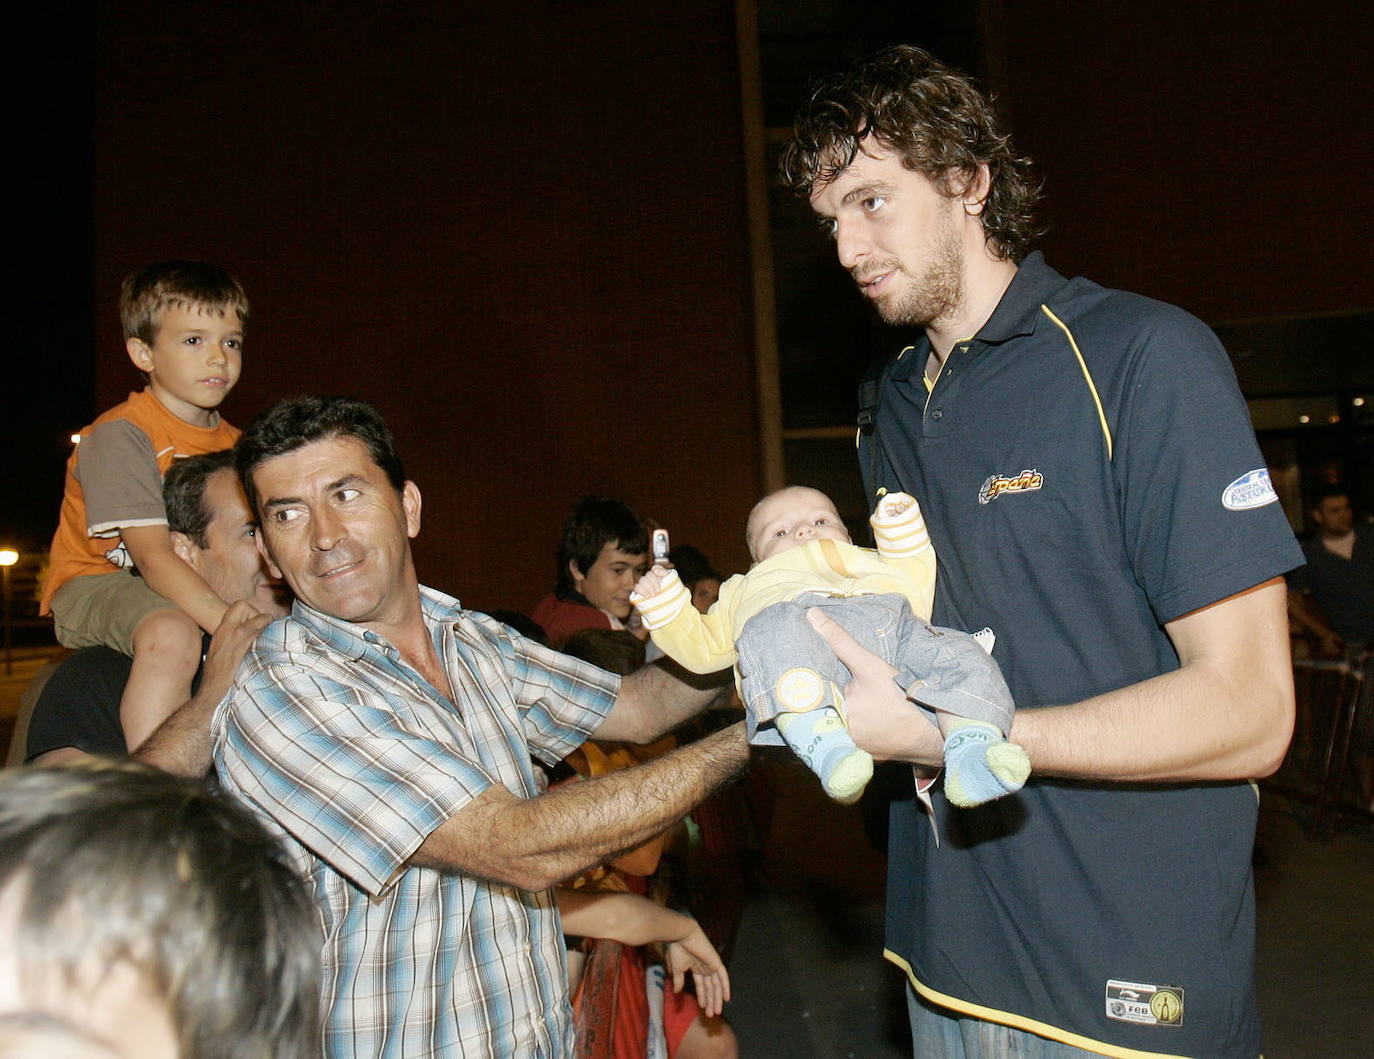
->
[201,601,273,691]
[806,608,942,764]
[664,920,731,1017]
[633,566,669,600]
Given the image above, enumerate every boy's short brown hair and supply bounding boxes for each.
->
[119,260,250,344]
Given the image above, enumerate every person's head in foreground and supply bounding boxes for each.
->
[0,761,321,1059]
[746,486,851,563]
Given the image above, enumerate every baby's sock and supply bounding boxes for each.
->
[942,720,1031,807]
[776,707,873,805]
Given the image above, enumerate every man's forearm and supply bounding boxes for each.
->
[821,580,1295,783]
[132,690,218,776]
[1012,580,1293,781]
[413,722,749,891]
[594,659,733,743]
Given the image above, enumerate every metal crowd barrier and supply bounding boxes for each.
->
[1267,641,1373,837]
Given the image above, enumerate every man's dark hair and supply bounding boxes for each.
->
[779,44,1042,261]
[561,628,647,677]
[236,396,406,515]
[0,761,320,1059]
[163,449,237,546]
[554,496,648,596]
[1312,484,1351,507]
[667,544,722,590]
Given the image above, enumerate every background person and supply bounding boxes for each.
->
[666,545,723,615]
[25,449,287,774]
[1287,485,1372,655]
[533,495,651,647]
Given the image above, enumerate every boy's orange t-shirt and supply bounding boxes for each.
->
[40,388,240,613]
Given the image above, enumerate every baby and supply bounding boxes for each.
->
[631,486,1029,806]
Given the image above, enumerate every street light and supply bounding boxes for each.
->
[0,549,17,677]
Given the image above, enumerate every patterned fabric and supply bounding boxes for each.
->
[214,588,619,1058]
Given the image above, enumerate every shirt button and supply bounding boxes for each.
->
[931,409,944,420]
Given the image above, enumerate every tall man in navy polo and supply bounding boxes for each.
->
[782,47,1301,1058]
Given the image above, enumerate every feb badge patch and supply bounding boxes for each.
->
[1105,979,1184,1028]
[1222,468,1279,511]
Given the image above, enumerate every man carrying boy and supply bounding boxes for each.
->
[214,395,748,1057]
[27,449,286,773]
[781,46,1300,1058]
[40,261,249,752]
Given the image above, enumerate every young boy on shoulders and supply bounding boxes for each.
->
[40,260,249,752]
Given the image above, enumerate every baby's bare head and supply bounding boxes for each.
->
[746,486,851,563]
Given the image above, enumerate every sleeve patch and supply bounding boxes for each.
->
[1222,469,1279,511]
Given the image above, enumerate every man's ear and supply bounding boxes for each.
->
[126,337,153,373]
[953,163,992,214]
[402,481,422,539]
[255,530,283,580]
[170,531,198,569]
[568,558,586,590]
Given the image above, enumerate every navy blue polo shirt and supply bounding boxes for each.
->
[860,253,1301,1058]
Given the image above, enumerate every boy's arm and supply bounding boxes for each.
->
[133,601,271,774]
[870,492,937,617]
[630,568,739,674]
[122,524,230,633]
[556,888,697,948]
[74,419,229,632]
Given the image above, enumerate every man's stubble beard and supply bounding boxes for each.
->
[878,210,965,329]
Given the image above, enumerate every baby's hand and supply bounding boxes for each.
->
[634,567,669,600]
[875,491,917,519]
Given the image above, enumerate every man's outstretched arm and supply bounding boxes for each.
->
[411,722,748,891]
[811,577,1294,782]
[591,658,733,744]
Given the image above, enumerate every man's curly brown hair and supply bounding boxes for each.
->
[779,45,1042,261]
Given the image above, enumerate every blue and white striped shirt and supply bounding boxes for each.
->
[213,587,619,1057]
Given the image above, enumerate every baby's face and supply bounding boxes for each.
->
[747,487,851,563]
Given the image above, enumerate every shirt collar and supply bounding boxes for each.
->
[974,251,1069,344]
[888,251,1068,385]
[287,585,465,661]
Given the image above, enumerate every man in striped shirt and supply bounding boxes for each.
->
[213,396,748,1057]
